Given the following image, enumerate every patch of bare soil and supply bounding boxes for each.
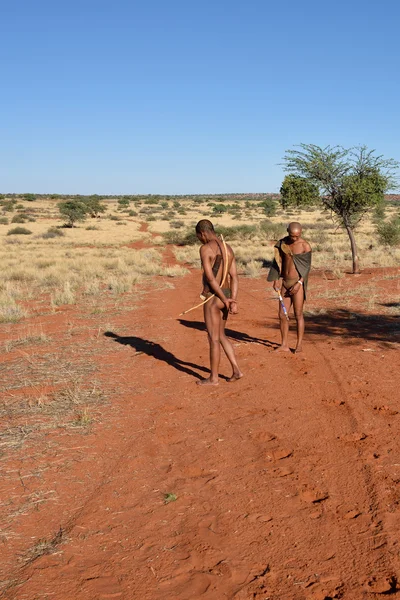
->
[0,253,399,600]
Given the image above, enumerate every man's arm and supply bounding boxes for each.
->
[228,253,239,314]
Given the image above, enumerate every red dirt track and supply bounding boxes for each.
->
[1,258,400,599]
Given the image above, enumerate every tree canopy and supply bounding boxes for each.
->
[281,144,399,272]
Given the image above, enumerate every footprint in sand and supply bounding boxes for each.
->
[270,448,293,461]
[300,488,329,503]
[158,573,211,598]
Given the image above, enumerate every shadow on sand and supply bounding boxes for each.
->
[178,319,278,349]
[104,331,211,380]
[305,309,399,346]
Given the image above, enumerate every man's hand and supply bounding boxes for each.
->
[273,280,282,292]
[225,299,238,314]
[289,282,302,296]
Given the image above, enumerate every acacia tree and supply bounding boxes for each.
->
[280,174,319,209]
[58,200,87,227]
[281,144,399,273]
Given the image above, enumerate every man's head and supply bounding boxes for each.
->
[196,219,215,243]
[287,221,302,243]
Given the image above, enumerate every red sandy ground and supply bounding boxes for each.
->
[0,245,399,600]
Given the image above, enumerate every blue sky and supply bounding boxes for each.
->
[1,0,399,194]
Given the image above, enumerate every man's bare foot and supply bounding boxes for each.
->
[275,345,290,352]
[196,377,219,386]
[294,345,303,353]
[228,371,244,382]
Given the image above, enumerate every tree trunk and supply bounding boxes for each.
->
[344,222,359,274]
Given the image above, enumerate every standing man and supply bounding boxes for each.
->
[267,222,312,353]
[195,219,243,386]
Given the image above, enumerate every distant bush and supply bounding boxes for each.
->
[109,215,122,221]
[376,219,400,246]
[0,217,8,225]
[41,227,65,239]
[22,193,37,201]
[118,198,130,209]
[257,198,277,217]
[3,201,15,212]
[128,210,138,217]
[11,214,28,223]
[170,220,184,229]
[163,229,199,245]
[259,220,286,240]
[7,227,32,235]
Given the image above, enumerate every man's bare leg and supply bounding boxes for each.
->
[275,293,291,352]
[197,301,221,386]
[219,315,243,382]
[292,288,305,353]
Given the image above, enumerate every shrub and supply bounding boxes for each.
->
[170,220,184,229]
[11,214,27,223]
[376,220,400,246]
[0,217,8,225]
[41,227,65,239]
[3,201,15,212]
[7,227,32,235]
[258,198,277,217]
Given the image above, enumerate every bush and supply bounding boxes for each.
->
[258,198,277,217]
[259,221,286,240]
[163,229,199,245]
[11,214,28,223]
[170,220,184,229]
[376,220,400,246]
[41,227,65,239]
[7,227,32,235]
[3,201,15,212]
[0,217,8,225]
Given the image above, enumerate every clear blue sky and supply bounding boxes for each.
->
[1,0,399,194]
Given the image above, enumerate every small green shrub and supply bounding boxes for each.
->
[0,217,8,225]
[7,227,32,235]
[376,220,400,246]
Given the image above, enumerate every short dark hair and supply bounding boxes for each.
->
[196,219,215,234]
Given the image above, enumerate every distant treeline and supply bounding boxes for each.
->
[0,193,281,202]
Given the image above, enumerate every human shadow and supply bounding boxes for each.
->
[178,319,278,348]
[104,331,210,380]
[380,302,400,308]
[305,309,399,347]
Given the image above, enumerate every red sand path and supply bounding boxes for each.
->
[1,263,400,599]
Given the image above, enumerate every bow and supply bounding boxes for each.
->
[179,235,229,317]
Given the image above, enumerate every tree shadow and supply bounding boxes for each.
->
[178,319,278,348]
[305,309,400,347]
[380,302,400,308]
[104,331,210,380]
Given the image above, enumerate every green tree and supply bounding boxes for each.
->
[58,200,87,227]
[84,195,107,217]
[117,198,130,209]
[280,175,319,209]
[22,193,37,201]
[281,144,399,273]
[257,197,279,216]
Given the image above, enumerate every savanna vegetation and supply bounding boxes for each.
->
[0,189,399,326]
